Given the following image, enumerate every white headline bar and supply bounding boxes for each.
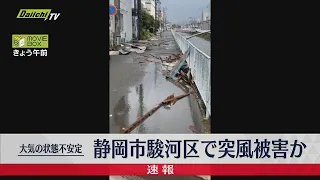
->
[0,134,319,164]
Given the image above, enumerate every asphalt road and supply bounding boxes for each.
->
[109,31,208,180]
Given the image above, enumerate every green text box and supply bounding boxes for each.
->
[12,34,49,48]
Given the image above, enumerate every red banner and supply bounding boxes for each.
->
[1,164,320,176]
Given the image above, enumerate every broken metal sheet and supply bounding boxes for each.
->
[135,42,152,50]
[170,47,191,78]
[133,45,147,51]
[123,46,131,52]
[119,49,131,55]
[123,43,147,51]
[130,49,145,54]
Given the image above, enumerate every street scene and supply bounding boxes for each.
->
[110,0,210,178]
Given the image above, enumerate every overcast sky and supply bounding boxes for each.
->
[160,0,210,24]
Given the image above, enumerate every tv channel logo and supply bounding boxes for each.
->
[12,34,49,48]
[16,9,60,21]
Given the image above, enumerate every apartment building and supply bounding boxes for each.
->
[141,0,156,18]
[202,11,210,21]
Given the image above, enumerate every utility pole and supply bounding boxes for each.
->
[164,8,166,30]
[137,0,142,40]
[159,9,161,32]
[162,7,164,32]
[163,7,166,31]
[201,8,204,21]
[114,0,121,50]
[133,0,137,40]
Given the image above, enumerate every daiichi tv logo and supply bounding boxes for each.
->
[17,9,60,21]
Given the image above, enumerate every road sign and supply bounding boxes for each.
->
[110,4,117,16]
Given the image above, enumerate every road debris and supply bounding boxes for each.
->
[133,40,153,50]
[123,43,146,54]
[123,43,146,50]
[153,39,174,47]
[109,51,119,56]
[162,62,176,71]
[165,77,189,93]
[170,47,190,79]
[122,92,194,134]
[119,49,131,55]
[131,45,182,66]
[110,43,147,56]
[134,40,149,43]
[169,66,210,134]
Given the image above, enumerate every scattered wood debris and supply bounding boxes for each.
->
[122,92,194,134]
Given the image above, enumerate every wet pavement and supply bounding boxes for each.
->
[109,31,204,134]
[177,32,211,57]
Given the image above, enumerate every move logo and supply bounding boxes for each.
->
[17,9,60,21]
[12,34,49,48]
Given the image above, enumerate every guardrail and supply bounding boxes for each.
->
[171,29,211,118]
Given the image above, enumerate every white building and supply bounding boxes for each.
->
[120,0,133,42]
[202,11,210,21]
[141,0,156,18]
[110,0,133,45]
